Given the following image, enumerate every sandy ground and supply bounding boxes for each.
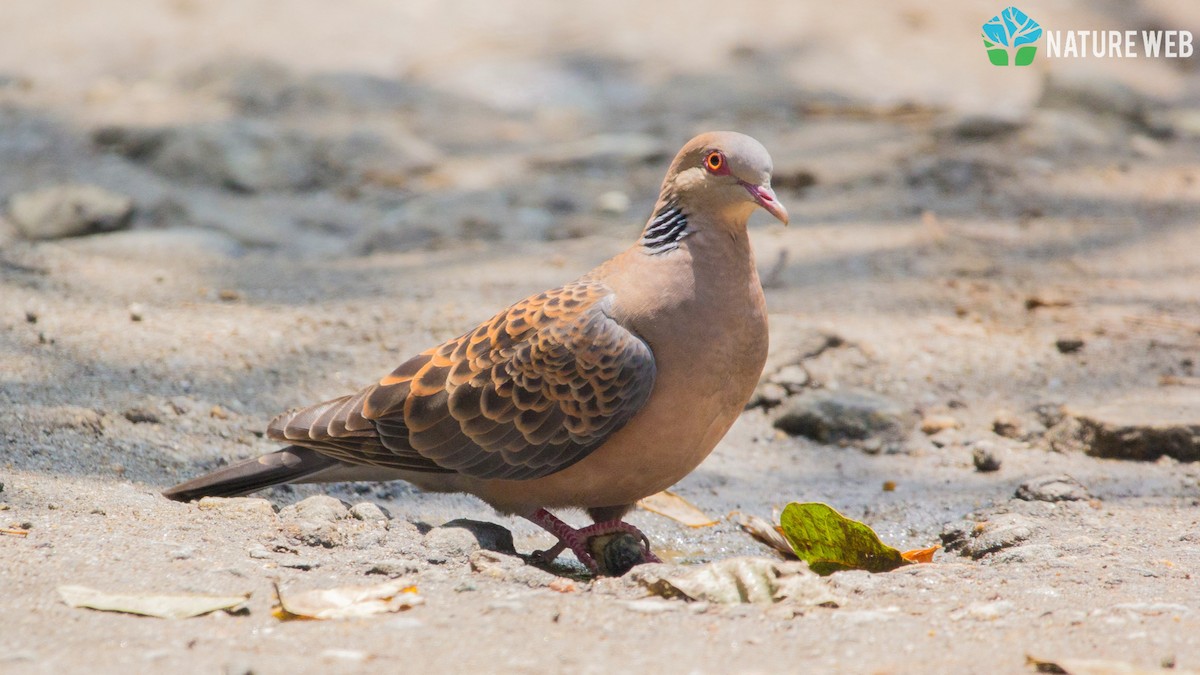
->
[2,1,1200,673]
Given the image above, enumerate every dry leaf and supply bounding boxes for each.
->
[273,579,422,620]
[632,558,840,606]
[900,545,940,564]
[735,513,796,558]
[637,490,718,527]
[58,585,248,619]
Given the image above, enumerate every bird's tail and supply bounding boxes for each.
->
[163,445,341,502]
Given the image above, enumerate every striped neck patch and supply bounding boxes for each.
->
[640,202,690,254]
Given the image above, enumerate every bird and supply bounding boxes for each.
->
[164,131,788,574]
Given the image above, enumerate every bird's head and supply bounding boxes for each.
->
[660,131,788,228]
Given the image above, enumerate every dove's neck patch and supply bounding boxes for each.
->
[640,202,690,254]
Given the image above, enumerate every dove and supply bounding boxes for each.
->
[165,131,788,573]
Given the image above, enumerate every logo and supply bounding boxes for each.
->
[982,6,1042,66]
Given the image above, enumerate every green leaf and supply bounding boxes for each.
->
[778,502,911,575]
[1015,46,1037,66]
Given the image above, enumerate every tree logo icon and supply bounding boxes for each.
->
[982,7,1042,66]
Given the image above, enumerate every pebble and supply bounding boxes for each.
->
[991,410,1024,439]
[1055,337,1085,354]
[365,559,422,578]
[920,414,960,435]
[1015,474,1090,502]
[424,518,515,559]
[284,495,349,523]
[772,388,913,452]
[971,441,1002,472]
[1065,392,1200,462]
[128,304,145,322]
[941,513,1040,559]
[768,364,811,393]
[469,550,558,587]
[123,407,161,424]
[349,502,390,522]
[7,184,134,239]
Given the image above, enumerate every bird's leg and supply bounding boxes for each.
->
[524,509,660,574]
[525,509,598,572]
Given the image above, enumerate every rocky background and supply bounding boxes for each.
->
[2,1,1199,673]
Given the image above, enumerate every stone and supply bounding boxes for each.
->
[123,407,161,424]
[1064,392,1200,462]
[145,121,335,193]
[284,495,349,523]
[365,559,422,578]
[971,442,1002,472]
[772,388,913,451]
[349,502,390,522]
[920,414,960,435]
[941,513,1040,559]
[768,364,811,393]
[424,519,515,560]
[1055,337,1085,354]
[991,410,1025,439]
[468,550,558,587]
[8,184,134,240]
[1015,474,1090,502]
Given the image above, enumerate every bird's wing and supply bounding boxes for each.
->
[267,278,657,480]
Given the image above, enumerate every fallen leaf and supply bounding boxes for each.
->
[735,513,796,558]
[1,527,29,537]
[632,557,840,606]
[778,502,910,575]
[273,579,422,620]
[1026,655,1198,675]
[900,545,940,564]
[637,490,718,527]
[58,585,248,619]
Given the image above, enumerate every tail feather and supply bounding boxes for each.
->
[163,446,342,502]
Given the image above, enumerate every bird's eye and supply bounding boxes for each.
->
[705,151,724,173]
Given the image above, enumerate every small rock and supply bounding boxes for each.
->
[284,495,349,523]
[247,547,272,559]
[1055,337,1085,354]
[971,442,1002,472]
[145,121,336,193]
[1015,474,1090,502]
[424,519,515,561]
[349,502,390,522]
[1064,392,1200,462]
[24,311,37,324]
[920,414,960,435]
[991,410,1025,439]
[123,407,161,424]
[469,549,558,587]
[941,513,1040,559]
[768,364,811,393]
[169,547,195,560]
[772,389,914,451]
[365,559,421,578]
[8,184,134,240]
[128,304,145,322]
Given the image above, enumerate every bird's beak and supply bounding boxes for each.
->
[742,182,789,225]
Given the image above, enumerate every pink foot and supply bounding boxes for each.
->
[524,509,658,574]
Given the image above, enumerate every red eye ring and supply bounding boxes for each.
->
[704,150,725,173]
